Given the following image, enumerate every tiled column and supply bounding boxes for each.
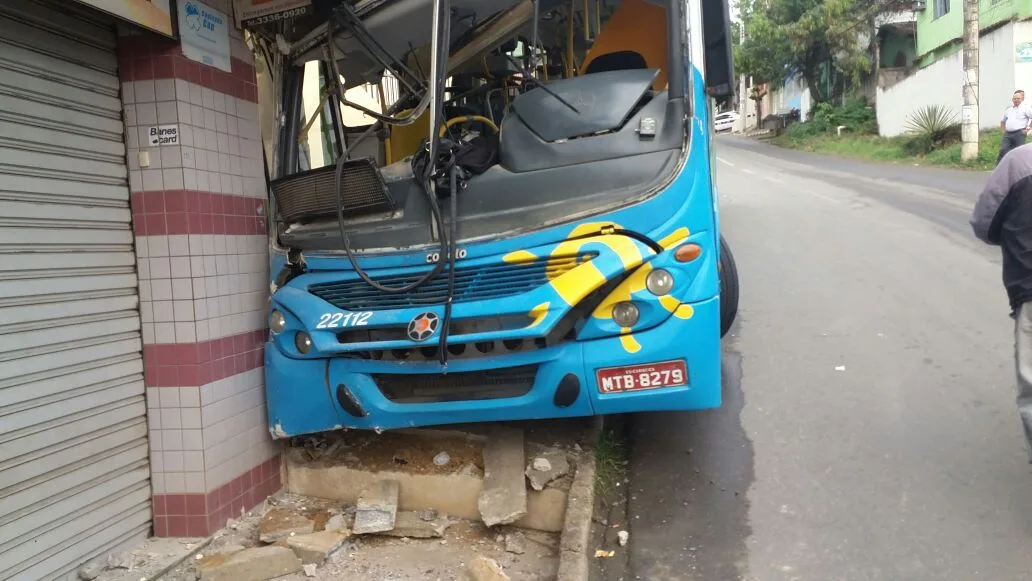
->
[117,6,281,537]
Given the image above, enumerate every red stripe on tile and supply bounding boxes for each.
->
[131,190,266,236]
[117,35,258,103]
[153,456,282,537]
[143,329,267,388]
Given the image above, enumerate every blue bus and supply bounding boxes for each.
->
[248,0,739,436]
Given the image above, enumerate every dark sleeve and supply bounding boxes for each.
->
[971,158,1016,244]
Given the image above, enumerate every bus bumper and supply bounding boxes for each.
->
[265,296,721,437]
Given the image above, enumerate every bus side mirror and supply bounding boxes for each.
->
[701,0,735,106]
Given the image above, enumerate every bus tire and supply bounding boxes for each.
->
[718,234,739,338]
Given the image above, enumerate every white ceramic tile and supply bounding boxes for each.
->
[150,257,171,279]
[175,321,197,343]
[202,87,215,110]
[141,169,163,191]
[168,235,189,257]
[182,147,196,169]
[151,278,173,301]
[184,472,205,493]
[172,278,193,301]
[170,257,191,278]
[124,105,138,128]
[136,102,157,125]
[148,235,170,257]
[164,450,186,473]
[142,323,156,344]
[189,83,203,106]
[151,473,166,493]
[156,101,178,124]
[155,322,176,344]
[152,300,173,323]
[139,301,154,323]
[162,169,184,190]
[174,79,190,101]
[163,429,183,451]
[134,80,155,103]
[136,258,151,281]
[165,473,186,494]
[155,79,176,102]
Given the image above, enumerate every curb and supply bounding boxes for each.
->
[555,417,602,581]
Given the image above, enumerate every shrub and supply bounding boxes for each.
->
[799,99,878,136]
[902,104,961,154]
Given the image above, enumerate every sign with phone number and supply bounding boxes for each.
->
[233,0,310,28]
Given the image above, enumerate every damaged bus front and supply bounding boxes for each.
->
[247,0,739,436]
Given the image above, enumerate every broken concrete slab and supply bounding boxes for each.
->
[462,556,511,581]
[478,427,527,527]
[525,451,570,492]
[286,530,350,565]
[377,510,450,539]
[323,514,347,533]
[258,508,315,543]
[198,546,302,581]
[353,479,400,534]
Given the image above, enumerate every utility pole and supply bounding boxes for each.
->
[738,18,748,134]
[961,0,979,161]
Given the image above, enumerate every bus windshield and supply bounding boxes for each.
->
[258,0,689,255]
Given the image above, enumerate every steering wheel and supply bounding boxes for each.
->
[439,115,500,138]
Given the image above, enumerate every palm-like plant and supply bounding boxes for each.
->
[904,105,960,139]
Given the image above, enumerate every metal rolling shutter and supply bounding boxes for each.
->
[0,1,151,580]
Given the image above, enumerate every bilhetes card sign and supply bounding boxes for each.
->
[233,0,310,28]
[148,125,179,146]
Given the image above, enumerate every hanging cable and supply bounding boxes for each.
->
[332,0,452,294]
[438,163,459,367]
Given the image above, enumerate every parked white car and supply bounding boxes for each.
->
[714,111,740,133]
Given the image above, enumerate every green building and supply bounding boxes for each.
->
[874,0,1032,137]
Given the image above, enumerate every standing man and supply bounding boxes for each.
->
[971,143,1032,462]
[999,90,1032,164]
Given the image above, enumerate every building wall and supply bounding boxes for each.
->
[116,0,281,537]
[916,0,1031,64]
[877,21,1016,137]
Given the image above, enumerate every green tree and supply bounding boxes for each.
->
[736,0,907,104]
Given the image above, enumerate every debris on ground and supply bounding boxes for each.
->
[94,420,593,581]
[378,510,451,538]
[524,451,571,492]
[594,549,616,558]
[617,530,629,546]
[198,546,302,581]
[478,427,528,527]
[259,508,316,543]
[463,556,511,581]
[504,532,526,555]
[352,479,401,534]
[286,530,351,564]
[433,451,451,466]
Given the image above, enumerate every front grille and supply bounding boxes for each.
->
[269,159,395,224]
[373,365,538,404]
[308,253,595,312]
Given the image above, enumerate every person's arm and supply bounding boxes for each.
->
[971,156,1016,245]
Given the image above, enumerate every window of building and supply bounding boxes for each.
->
[934,0,950,18]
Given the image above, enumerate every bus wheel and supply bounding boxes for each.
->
[718,234,739,338]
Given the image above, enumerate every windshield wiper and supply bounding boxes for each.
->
[503,54,579,115]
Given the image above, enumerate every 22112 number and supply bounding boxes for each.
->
[315,312,373,329]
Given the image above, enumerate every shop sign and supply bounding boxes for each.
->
[1018,42,1032,64]
[72,0,174,38]
[233,0,311,28]
[179,0,232,73]
[148,125,179,146]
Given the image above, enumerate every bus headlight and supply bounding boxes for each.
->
[295,332,313,354]
[269,310,287,334]
[612,302,640,327]
[646,269,674,296]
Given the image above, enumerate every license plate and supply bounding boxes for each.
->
[596,360,688,394]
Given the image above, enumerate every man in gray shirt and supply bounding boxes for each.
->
[971,143,1032,461]
[999,90,1032,164]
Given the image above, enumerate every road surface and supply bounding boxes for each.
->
[627,137,1032,581]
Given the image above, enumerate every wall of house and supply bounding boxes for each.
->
[916,0,1030,65]
[1017,20,1032,89]
[882,29,917,68]
[771,74,812,120]
[877,21,1015,137]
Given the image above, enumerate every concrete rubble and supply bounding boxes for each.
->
[286,530,351,564]
[525,451,570,492]
[462,556,512,581]
[352,479,401,534]
[377,510,451,538]
[258,508,315,543]
[198,546,302,581]
[478,427,528,527]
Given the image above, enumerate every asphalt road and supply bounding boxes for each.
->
[627,137,1032,581]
